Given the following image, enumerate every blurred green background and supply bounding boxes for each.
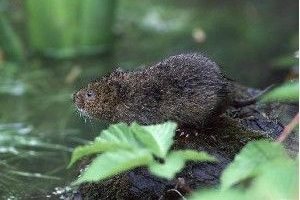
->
[0,0,298,198]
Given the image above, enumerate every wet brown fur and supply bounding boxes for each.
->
[74,53,237,126]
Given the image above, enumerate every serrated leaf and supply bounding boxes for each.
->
[68,141,131,168]
[68,123,141,167]
[221,140,290,189]
[96,123,140,148]
[69,122,217,184]
[131,121,177,158]
[149,151,185,179]
[261,81,299,102]
[72,149,153,185]
[247,159,298,200]
[149,150,216,180]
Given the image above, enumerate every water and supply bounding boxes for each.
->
[0,56,160,199]
[0,60,106,198]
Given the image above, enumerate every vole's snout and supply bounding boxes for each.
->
[73,90,85,109]
[73,89,97,110]
[72,92,76,102]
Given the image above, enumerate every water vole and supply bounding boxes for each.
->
[73,53,260,126]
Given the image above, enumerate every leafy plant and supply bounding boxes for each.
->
[271,52,298,69]
[221,140,292,189]
[261,81,299,102]
[188,140,298,200]
[260,80,299,142]
[25,0,116,58]
[68,122,216,185]
[0,14,24,61]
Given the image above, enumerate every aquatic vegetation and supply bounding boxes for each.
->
[69,122,215,184]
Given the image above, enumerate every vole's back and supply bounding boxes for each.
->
[117,53,234,126]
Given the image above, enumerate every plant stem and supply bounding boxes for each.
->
[276,113,299,142]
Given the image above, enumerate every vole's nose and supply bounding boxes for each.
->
[72,92,79,103]
[73,91,84,109]
[72,92,76,102]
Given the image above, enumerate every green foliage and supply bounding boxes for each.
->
[188,140,298,200]
[131,122,176,158]
[149,150,216,179]
[25,0,116,58]
[74,150,153,185]
[68,123,140,167]
[261,81,299,102]
[221,140,290,189]
[79,0,116,46]
[0,14,24,61]
[247,159,298,200]
[69,122,215,185]
[68,142,124,168]
[271,53,298,69]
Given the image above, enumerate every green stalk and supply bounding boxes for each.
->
[0,14,24,61]
[79,0,117,54]
[25,0,80,58]
[25,0,116,59]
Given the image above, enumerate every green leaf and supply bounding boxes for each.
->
[69,122,216,184]
[149,150,216,180]
[149,152,185,179]
[68,141,130,168]
[271,54,298,69]
[187,141,297,200]
[72,149,153,185]
[68,123,140,167]
[188,189,248,200]
[261,81,299,102]
[247,159,298,200]
[188,159,298,200]
[131,121,177,158]
[221,140,290,189]
[96,123,141,148]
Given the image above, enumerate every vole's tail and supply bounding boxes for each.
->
[232,85,274,108]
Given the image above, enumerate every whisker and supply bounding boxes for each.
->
[73,106,96,128]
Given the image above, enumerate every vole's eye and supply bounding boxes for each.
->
[85,90,96,100]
